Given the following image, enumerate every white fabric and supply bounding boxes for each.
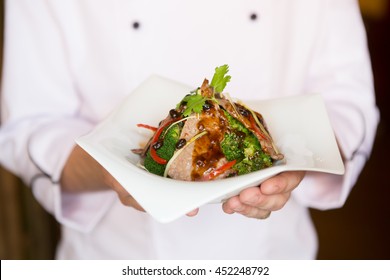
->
[0,0,379,259]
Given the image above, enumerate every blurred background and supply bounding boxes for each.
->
[0,0,389,259]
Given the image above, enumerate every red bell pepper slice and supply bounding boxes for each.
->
[137,123,158,132]
[203,159,237,181]
[248,115,267,141]
[150,146,168,164]
[149,118,180,164]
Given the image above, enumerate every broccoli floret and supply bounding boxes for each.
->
[221,110,273,176]
[223,110,250,134]
[242,132,261,157]
[144,124,180,176]
[220,132,245,161]
[233,150,273,176]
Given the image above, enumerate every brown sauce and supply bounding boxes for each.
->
[191,107,228,180]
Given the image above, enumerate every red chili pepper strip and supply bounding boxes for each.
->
[149,118,180,164]
[203,160,237,181]
[137,123,158,132]
[150,146,168,164]
[249,115,267,141]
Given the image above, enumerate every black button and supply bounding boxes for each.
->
[132,21,140,29]
[250,13,258,21]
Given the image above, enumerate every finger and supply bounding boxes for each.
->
[239,206,271,219]
[236,204,272,219]
[239,186,263,205]
[186,208,199,217]
[118,192,145,212]
[104,170,145,212]
[224,199,272,219]
[260,171,305,195]
[242,191,291,212]
[222,195,241,214]
[222,195,274,219]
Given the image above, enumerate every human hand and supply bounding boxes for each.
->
[62,145,194,215]
[102,167,201,216]
[101,168,145,212]
[222,171,306,219]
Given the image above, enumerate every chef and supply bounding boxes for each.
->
[0,0,379,259]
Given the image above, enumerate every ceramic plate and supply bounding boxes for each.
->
[76,75,344,223]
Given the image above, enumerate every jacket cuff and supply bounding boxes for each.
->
[293,154,365,210]
[29,118,116,232]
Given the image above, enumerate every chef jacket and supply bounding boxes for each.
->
[0,0,379,259]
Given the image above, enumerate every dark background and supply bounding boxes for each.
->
[311,0,390,259]
[1,1,389,259]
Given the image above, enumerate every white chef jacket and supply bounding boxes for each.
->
[0,0,379,259]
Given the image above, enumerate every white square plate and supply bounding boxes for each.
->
[76,75,344,223]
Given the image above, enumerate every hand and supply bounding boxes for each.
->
[222,171,306,219]
[62,145,200,215]
[101,168,145,212]
[61,145,145,212]
[102,166,201,216]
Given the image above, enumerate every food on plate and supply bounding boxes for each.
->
[132,65,284,181]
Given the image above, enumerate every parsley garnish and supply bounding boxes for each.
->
[182,93,206,117]
[179,65,231,117]
[210,64,231,93]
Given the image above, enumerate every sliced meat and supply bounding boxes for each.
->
[167,102,230,181]
[200,78,214,98]
[167,117,199,181]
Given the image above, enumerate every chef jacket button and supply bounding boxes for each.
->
[250,13,258,21]
[132,21,140,29]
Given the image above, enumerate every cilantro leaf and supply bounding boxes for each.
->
[177,64,232,116]
[210,64,231,93]
[182,94,207,117]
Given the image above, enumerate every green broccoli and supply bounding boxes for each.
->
[144,124,180,176]
[220,132,244,161]
[223,110,250,134]
[233,150,273,176]
[220,110,273,176]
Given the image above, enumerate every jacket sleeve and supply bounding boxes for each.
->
[0,0,116,232]
[293,0,380,209]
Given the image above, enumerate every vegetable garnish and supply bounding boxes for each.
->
[210,64,231,93]
[137,123,158,132]
[149,118,180,164]
[202,160,237,181]
[179,64,231,117]
[181,93,207,117]
[133,65,284,181]
[240,102,282,156]
[150,145,168,165]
